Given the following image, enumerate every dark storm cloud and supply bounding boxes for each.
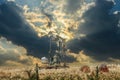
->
[0,2,57,57]
[64,0,83,14]
[67,0,120,61]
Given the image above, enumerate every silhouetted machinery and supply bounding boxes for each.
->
[40,32,69,69]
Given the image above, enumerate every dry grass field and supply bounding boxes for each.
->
[0,64,119,80]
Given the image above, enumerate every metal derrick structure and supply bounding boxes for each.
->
[48,31,67,66]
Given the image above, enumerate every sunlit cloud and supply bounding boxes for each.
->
[0,37,42,66]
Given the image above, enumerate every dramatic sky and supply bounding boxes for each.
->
[0,0,120,65]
